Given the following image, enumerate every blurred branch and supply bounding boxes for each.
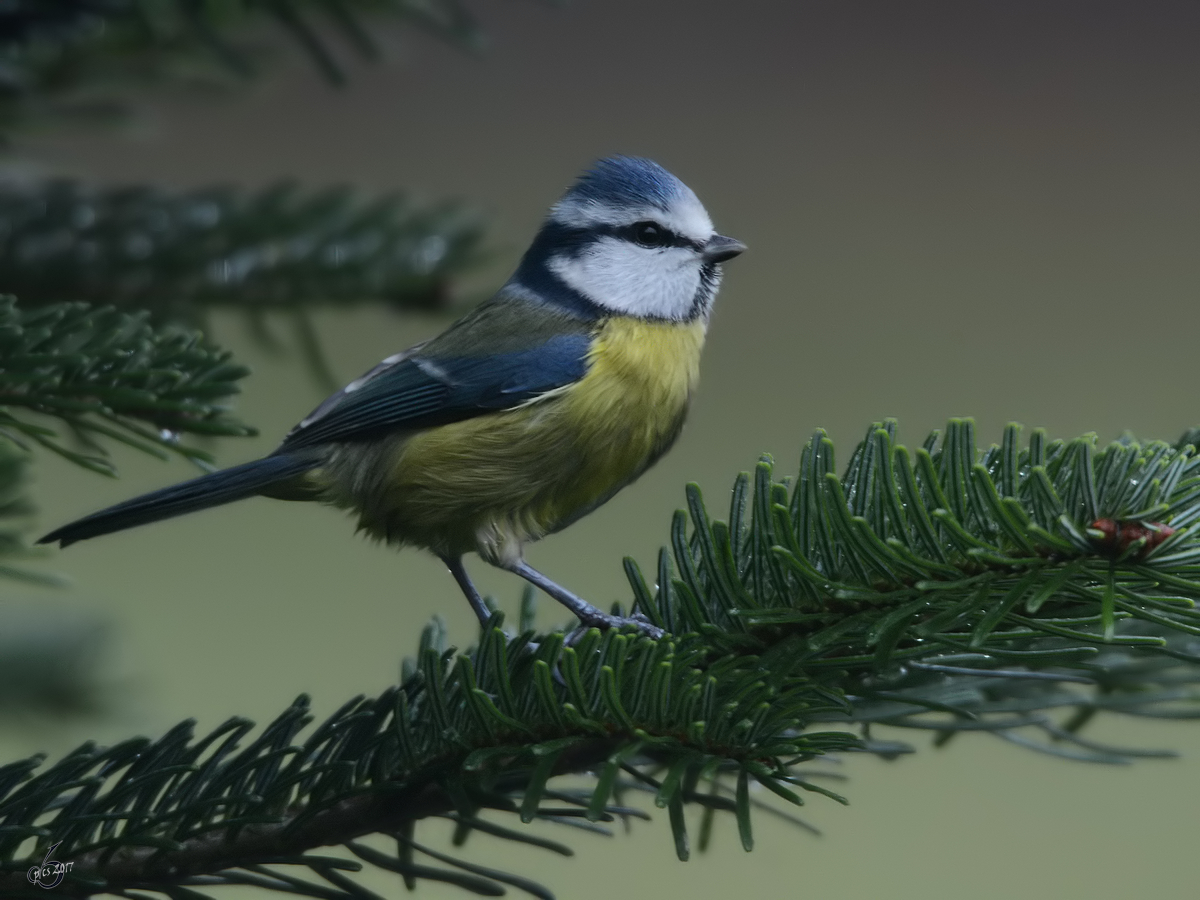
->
[0,179,486,386]
[0,178,486,321]
[0,439,55,585]
[4,421,1200,896]
[0,0,499,136]
[0,295,254,475]
[0,426,106,714]
[0,604,109,714]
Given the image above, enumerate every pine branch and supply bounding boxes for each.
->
[4,420,1200,897]
[0,179,486,322]
[0,0,498,134]
[0,295,254,475]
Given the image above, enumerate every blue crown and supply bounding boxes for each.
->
[564,156,684,210]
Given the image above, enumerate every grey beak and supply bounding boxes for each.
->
[703,233,747,264]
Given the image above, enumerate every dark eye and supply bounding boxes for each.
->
[632,221,668,248]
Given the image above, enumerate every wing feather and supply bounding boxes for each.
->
[278,332,592,450]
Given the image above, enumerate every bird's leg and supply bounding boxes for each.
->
[500,559,664,640]
[441,554,492,627]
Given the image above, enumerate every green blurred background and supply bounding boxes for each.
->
[6,2,1200,898]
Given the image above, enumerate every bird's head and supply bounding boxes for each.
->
[510,156,745,322]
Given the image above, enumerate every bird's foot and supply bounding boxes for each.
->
[568,608,665,641]
[459,558,667,640]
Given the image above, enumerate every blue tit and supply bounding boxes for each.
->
[39,156,745,634]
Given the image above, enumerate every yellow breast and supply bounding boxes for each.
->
[562,316,705,475]
[345,316,708,562]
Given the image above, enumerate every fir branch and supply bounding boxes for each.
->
[0,295,254,474]
[0,618,861,898]
[0,179,485,322]
[632,420,1200,666]
[0,0,497,134]
[4,421,1200,896]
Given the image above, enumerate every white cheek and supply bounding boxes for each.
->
[549,241,701,319]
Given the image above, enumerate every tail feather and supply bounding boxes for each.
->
[38,454,316,548]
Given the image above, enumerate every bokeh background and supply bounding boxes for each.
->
[5,2,1200,898]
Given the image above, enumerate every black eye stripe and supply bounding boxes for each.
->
[586,222,704,252]
[544,220,707,255]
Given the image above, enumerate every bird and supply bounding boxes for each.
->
[39,156,745,635]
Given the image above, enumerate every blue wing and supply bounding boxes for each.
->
[277,332,592,451]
